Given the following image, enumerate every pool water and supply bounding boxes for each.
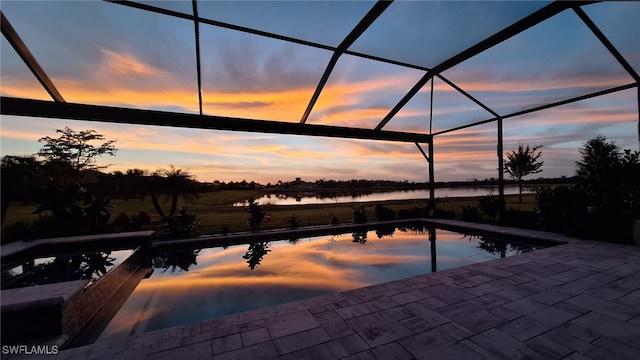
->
[97,226,549,340]
[1,249,135,290]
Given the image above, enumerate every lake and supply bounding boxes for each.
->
[234,185,539,206]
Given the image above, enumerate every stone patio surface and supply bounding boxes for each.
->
[7,222,640,359]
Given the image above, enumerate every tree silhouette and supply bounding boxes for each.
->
[1,155,44,224]
[243,242,270,270]
[37,127,117,180]
[149,166,198,219]
[247,198,265,231]
[154,249,200,272]
[504,144,543,203]
[576,136,640,219]
[352,231,368,244]
[576,135,621,207]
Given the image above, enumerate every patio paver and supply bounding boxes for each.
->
[9,222,640,359]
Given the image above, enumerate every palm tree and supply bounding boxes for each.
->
[149,166,199,219]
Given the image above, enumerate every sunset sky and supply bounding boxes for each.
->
[1,1,638,184]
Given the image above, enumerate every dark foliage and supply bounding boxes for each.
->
[500,208,539,229]
[352,205,368,224]
[504,143,543,203]
[243,242,270,270]
[535,136,640,243]
[28,182,111,238]
[477,236,536,257]
[460,206,481,222]
[375,225,396,238]
[2,252,115,289]
[433,209,456,219]
[286,215,301,229]
[352,231,368,244]
[536,186,588,232]
[575,136,640,219]
[166,208,198,236]
[149,166,199,219]
[397,205,429,219]
[154,249,200,272]
[478,195,503,220]
[374,204,396,221]
[1,155,45,225]
[247,198,266,231]
[37,127,117,179]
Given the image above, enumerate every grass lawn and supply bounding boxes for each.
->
[1,191,539,241]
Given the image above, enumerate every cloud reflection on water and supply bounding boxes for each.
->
[100,228,529,338]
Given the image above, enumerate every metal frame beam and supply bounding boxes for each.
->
[573,5,640,147]
[497,117,505,216]
[573,6,640,83]
[106,0,419,72]
[192,0,203,115]
[375,1,592,131]
[436,75,501,118]
[432,82,638,137]
[1,11,65,102]
[300,1,392,124]
[414,142,436,211]
[0,97,432,144]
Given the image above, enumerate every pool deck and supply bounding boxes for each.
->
[8,220,640,359]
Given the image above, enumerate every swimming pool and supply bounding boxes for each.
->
[1,249,135,290]
[95,225,551,341]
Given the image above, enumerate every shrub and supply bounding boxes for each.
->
[111,212,131,229]
[536,186,588,232]
[286,215,301,229]
[133,211,151,226]
[374,204,396,221]
[433,209,456,219]
[479,195,503,220]
[460,206,480,222]
[1,221,36,244]
[397,205,429,219]
[352,205,367,224]
[501,208,539,229]
[166,208,198,236]
[111,211,151,232]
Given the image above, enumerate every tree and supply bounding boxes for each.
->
[37,127,117,180]
[576,136,640,218]
[504,144,544,203]
[243,242,270,269]
[1,155,44,224]
[247,198,265,231]
[575,135,621,205]
[148,166,198,219]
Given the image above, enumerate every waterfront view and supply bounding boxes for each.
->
[233,185,539,206]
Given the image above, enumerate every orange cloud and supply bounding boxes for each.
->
[203,87,313,122]
[0,79,52,101]
[99,48,167,78]
[308,73,422,126]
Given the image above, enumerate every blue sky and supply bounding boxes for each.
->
[1,1,638,184]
